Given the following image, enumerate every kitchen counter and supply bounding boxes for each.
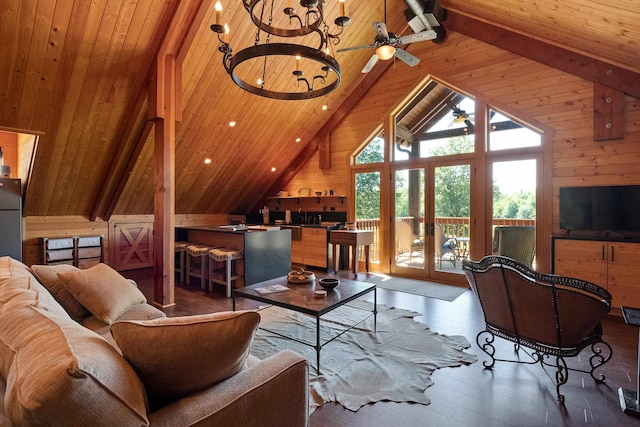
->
[176,226,291,285]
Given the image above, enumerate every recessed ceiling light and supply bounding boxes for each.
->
[229,120,236,127]
[271,167,277,172]
[322,105,328,111]
[204,158,212,164]
[295,137,301,143]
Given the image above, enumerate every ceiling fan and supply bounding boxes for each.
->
[451,105,474,128]
[337,1,438,73]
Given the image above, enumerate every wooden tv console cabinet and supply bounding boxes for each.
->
[552,236,640,310]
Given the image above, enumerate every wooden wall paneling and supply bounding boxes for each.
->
[18,0,56,127]
[31,1,73,133]
[0,1,19,121]
[34,1,104,216]
[21,1,92,216]
[3,0,35,126]
[446,11,640,99]
[174,214,228,227]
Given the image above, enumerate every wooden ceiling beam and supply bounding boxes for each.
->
[446,11,640,99]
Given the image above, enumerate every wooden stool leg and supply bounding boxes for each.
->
[186,253,191,285]
[180,251,185,282]
[200,255,206,290]
[208,259,214,292]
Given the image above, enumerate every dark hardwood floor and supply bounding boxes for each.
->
[127,268,640,427]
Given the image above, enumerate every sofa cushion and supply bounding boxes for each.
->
[0,304,149,426]
[30,264,92,322]
[0,256,32,279]
[111,311,260,411]
[0,282,40,318]
[0,276,71,318]
[57,263,147,324]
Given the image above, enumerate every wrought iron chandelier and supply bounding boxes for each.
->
[211,0,350,100]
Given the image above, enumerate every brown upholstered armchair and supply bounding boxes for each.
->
[462,256,612,402]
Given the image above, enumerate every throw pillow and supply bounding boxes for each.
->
[0,305,149,425]
[111,310,260,410]
[57,263,147,324]
[30,264,92,322]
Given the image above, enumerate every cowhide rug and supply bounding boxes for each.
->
[249,301,477,412]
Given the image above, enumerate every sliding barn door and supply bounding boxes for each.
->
[112,223,154,271]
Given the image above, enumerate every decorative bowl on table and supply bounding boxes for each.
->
[318,278,340,290]
[287,269,315,284]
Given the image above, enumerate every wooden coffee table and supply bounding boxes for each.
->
[233,276,377,373]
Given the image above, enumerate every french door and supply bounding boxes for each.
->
[390,160,472,284]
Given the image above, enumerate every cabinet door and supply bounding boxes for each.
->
[302,228,327,268]
[608,242,640,308]
[554,239,607,287]
[291,239,303,264]
[112,223,153,271]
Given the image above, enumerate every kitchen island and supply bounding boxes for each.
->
[176,226,291,286]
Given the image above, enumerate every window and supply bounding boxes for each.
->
[394,86,474,160]
[488,109,541,151]
[355,131,384,165]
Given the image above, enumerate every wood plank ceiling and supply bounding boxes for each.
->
[1,0,638,219]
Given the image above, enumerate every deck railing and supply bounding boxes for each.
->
[354,217,536,263]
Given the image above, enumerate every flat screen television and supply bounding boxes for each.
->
[559,185,640,232]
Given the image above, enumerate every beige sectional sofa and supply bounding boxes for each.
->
[0,256,309,426]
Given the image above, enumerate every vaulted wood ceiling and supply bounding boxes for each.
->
[1,0,638,219]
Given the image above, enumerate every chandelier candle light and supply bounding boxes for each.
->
[211,0,351,100]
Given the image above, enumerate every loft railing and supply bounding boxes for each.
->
[354,217,536,263]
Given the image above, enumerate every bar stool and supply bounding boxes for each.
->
[186,244,212,289]
[208,248,244,297]
[174,242,190,283]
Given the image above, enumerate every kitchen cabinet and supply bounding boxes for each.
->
[291,238,303,264]
[552,237,640,309]
[302,227,328,268]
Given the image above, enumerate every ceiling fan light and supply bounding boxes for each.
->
[376,44,396,60]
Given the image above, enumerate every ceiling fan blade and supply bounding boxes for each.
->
[397,30,437,45]
[394,49,420,67]
[337,43,376,53]
[361,54,379,73]
[374,21,390,39]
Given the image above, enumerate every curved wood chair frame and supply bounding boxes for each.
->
[462,255,613,403]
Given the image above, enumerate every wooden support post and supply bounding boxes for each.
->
[152,54,176,308]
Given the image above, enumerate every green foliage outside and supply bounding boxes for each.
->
[354,135,535,220]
